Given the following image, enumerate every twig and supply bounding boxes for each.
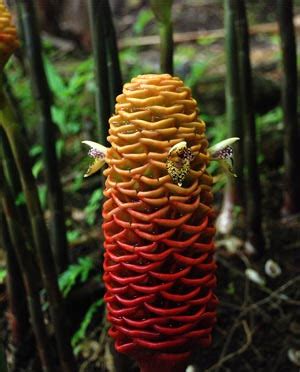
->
[205,321,252,371]
[118,16,300,49]
[217,255,300,307]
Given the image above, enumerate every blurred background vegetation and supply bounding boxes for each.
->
[1,0,300,371]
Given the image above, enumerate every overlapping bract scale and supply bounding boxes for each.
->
[0,0,19,68]
[103,74,218,367]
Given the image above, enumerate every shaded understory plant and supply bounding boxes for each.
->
[83,75,238,372]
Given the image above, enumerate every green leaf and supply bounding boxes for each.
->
[44,56,66,98]
[226,282,235,295]
[59,257,95,297]
[29,145,43,157]
[71,298,104,349]
[55,138,64,159]
[133,9,154,35]
[15,192,25,206]
[150,0,173,24]
[51,106,67,134]
[38,185,47,209]
[0,268,7,284]
[32,159,43,178]
[84,189,103,226]
[67,230,80,243]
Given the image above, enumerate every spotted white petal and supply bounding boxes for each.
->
[82,140,108,177]
[208,137,240,157]
[264,259,282,278]
[208,137,239,177]
[82,141,107,158]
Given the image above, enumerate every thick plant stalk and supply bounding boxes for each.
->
[0,212,29,350]
[217,0,244,234]
[18,0,69,273]
[0,340,7,372]
[277,0,300,214]
[234,0,264,253]
[102,74,218,372]
[1,125,33,249]
[0,91,77,372]
[102,0,123,113]
[150,0,174,74]
[0,171,54,372]
[88,0,111,144]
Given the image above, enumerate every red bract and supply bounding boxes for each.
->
[102,74,218,371]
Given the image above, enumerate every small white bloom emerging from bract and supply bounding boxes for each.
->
[245,268,266,286]
[82,140,107,177]
[208,137,240,177]
[264,259,282,278]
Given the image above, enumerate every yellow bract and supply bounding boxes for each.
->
[0,0,19,69]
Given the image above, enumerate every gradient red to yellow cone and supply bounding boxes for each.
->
[102,74,218,370]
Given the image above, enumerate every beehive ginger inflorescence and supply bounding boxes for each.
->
[83,74,238,371]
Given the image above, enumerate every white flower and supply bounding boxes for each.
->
[82,140,108,177]
[208,137,240,177]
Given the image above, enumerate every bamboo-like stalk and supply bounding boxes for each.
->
[102,0,123,113]
[0,213,29,349]
[1,123,34,245]
[0,173,54,372]
[17,0,69,273]
[234,0,264,253]
[0,340,7,372]
[217,0,244,234]
[277,0,300,214]
[150,0,174,74]
[0,91,77,372]
[88,0,111,144]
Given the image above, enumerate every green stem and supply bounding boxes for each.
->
[150,0,174,75]
[234,0,264,253]
[225,0,244,204]
[277,0,300,214]
[0,90,77,372]
[102,0,123,112]
[159,21,174,75]
[88,0,111,145]
[18,0,69,273]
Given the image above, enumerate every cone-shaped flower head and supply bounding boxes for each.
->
[0,0,19,70]
[95,74,219,371]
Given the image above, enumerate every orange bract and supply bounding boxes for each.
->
[0,0,19,69]
[102,74,218,371]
